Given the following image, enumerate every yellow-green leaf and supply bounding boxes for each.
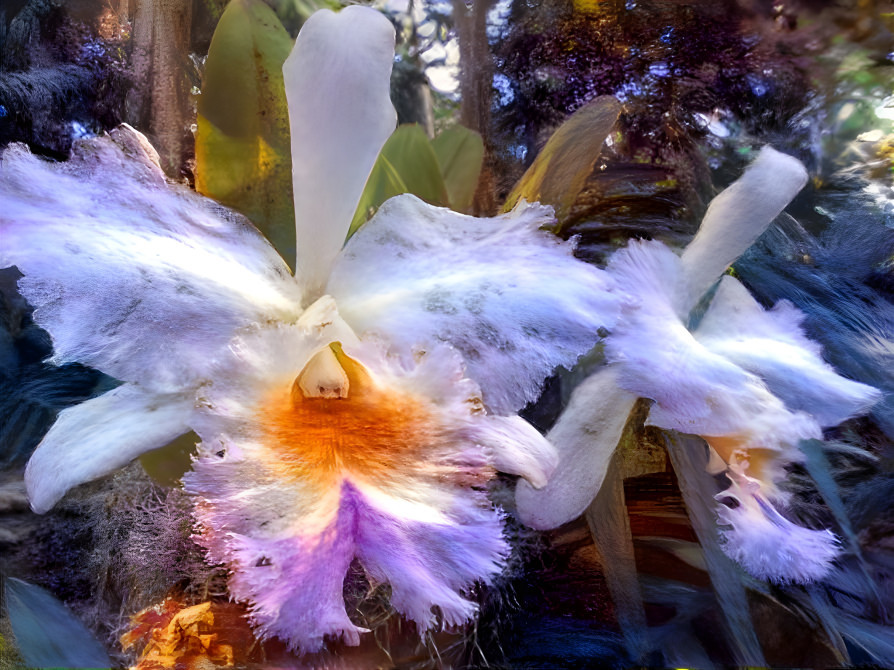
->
[139,432,199,486]
[504,96,622,218]
[195,0,296,269]
[431,125,484,213]
[348,124,449,238]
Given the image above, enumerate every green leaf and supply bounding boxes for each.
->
[139,431,199,486]
[585,452,651,662]
[4,578,112,668]
[504,96,622,219]
[431,125,484,212]
[348,124,449,238]
[268,0,333,33]
[195,0,296,269]
[800,439,860,550]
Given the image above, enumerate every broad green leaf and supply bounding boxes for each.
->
[4,577,112,668]
[348,124,449,238]
[195,0,296,269]
[504,96,622,218]
[431,125,484,212]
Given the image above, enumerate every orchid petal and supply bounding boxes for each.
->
[464,415,558,489]
[606,240,820,448]
[715,468,840,583]
[515,367,637,530]
[284,5,397,299]
[354,480,506,631]
[184,335,508,650]
[342,340,559,487]
[328,195,621,413]
[0,128,302,392]
[696,276,882,426]
[194,479,366,652]
[188,459,505,651]
[25,384,192,513]
[679,147,808,308]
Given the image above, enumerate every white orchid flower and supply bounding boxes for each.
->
[0,6,621,652]
[516,147,881,583]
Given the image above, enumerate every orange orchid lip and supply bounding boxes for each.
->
[703,434,780,484]
[261,343,489,494]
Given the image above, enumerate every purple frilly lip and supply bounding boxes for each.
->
[187,462,508,653]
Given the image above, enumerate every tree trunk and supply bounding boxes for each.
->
[391,0,435,136]
[453,0,496,214]
[126,0,193,178]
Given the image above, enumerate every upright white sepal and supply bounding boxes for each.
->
[680,147,808,309]
[284,5,397,299]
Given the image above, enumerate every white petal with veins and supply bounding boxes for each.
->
[696,276,881,426]
[0,128,301,393]
[328,194,621,413]
[606,240,819,447]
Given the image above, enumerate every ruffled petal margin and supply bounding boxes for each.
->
[328,195,622,413]
[0,127,302,392]
[715,466,840,583]
[695,276,881,427]
[183,331,533,652]
[605,240,820,448]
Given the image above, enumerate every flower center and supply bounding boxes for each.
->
[259,344,439,486]
[706,434,778,482]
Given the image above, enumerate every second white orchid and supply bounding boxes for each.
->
[517,147,881,583]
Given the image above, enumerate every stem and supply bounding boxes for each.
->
[663,432,767,666]
[585,451,651,663]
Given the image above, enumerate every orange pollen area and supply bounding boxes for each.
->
[705,434,777,481]
[259,345,444,486]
